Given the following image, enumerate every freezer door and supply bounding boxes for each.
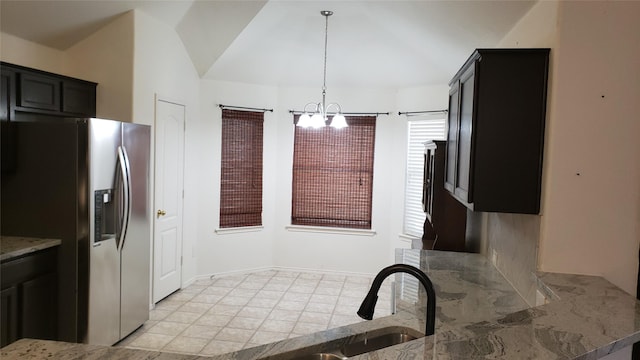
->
[87,118,122,346]
[120,122,151,338]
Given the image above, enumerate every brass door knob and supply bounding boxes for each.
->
[157,209,167,217]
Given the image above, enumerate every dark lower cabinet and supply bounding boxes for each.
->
[21,272,57,340]
[0,247,58,347]
[1,286,18,346]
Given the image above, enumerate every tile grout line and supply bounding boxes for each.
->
[241,270,298,350]
[156,273,254,355]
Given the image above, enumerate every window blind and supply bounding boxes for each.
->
[292,116,376,229]
[219,109,263,228]
[398,250,421,303]
[404,117,447,237]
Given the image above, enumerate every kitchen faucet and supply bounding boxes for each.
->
[357,264,436,336]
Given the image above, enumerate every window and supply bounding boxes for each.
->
[219,109,263,228]
[292,116,376,229]
[403,115,447,237]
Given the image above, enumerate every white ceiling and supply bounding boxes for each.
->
[0,0,536,88]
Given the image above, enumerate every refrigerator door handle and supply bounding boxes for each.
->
[116,146,131,251]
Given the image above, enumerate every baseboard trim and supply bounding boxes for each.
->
[193,266,376,282]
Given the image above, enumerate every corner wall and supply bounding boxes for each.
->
[1,14,135,123]
[132,10,202,285]
[65,12,135,122]
[538,1,640,295]
[191,83,449,278]
[0,32,68,73]
[493,2,639,359]
[194,83,407,277]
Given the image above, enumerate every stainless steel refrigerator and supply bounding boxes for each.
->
[1,117,151,345]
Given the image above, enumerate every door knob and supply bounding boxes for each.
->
[157,209,166,217]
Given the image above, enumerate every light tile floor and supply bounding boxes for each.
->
[118,269,393,357]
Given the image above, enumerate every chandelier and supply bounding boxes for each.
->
[297,10,348,129]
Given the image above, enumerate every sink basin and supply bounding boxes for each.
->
[340,332,420,357]
[284,327,423,360]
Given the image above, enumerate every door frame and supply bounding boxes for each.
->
[151,94,186,305]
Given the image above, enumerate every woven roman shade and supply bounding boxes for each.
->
[219,109,263,228]
[292,116,376,229]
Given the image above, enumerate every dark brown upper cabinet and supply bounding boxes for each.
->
[445,49,550,214]
[18,71,61,112]
[62,80,97,116]
[1,63,96,175]
[1,62,97,118]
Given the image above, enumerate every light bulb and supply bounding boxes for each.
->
[297,113,312,127]
[310,113,325,128]
[329,113,348,129]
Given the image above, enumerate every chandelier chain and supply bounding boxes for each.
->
[296,10,347,129]
[322,12,329,94]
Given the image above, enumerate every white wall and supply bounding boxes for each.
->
[132,10,202,285]
[0,32,68,74]
[538,0,640,296]
[196,80,278,277]
[193,82,451,277]
[2,13,135,122]
[497,2,639,359]
[494,0,640,297]
[65,12,134,122]
[482,0,559,306]
[194,82,410,276]
[271,86,401,274]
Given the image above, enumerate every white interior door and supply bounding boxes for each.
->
[153,99,185,303]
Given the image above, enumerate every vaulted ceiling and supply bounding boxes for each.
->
[0,0,536,88]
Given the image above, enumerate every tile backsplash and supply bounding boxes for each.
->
[485,212,541,306]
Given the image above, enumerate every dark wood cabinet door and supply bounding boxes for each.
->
[454,65,475,203]
[0,247,58,347]
[1,286,18,347]
[423,145,436,219]
[1,70,11,121]
[444,82,460,192]
[1,69,16,173]
[62,81,96,116]
[21,272,57,340]
[18,72,61,112]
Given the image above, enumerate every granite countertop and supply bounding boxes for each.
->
[2,250,640,359]
[0,236,62,262]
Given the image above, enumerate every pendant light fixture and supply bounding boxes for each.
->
[297,10,348,129]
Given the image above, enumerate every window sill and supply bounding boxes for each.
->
[215,226,264,235]
[285,225,376,236]
[398,233,421,242]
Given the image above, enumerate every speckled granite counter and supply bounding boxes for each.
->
[2,250,639,359]
[0,236,61,262]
